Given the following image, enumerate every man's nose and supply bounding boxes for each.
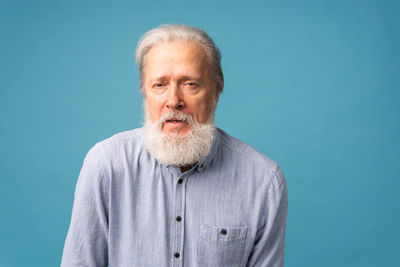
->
[166,84,184,110]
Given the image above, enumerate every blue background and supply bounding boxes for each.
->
[1,0,399,266]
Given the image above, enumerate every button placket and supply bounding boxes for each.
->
[172,174,187,267]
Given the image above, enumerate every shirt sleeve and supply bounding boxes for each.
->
[61,145,109,267]
[246,165,288,267]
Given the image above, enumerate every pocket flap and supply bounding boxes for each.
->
[200,224,248,245]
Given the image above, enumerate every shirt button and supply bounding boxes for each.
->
[176,216,182,222]
[178,178,183,184]
[220,229,227,235]
[174,252,180,258]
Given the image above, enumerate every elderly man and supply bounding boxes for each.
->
[61,24,288,267]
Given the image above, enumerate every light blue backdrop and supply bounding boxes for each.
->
[1,0,399,266]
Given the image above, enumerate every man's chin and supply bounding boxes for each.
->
[144,118,215,166]
[162,126,192,137]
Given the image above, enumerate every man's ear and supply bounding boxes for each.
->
[214,88,221,103]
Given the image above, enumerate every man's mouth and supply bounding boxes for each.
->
[165,119,185,123]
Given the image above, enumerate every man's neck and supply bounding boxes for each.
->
[180,164,195,173]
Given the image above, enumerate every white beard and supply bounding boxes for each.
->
[143,104,215,167]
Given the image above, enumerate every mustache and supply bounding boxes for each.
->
[158,111,194,126]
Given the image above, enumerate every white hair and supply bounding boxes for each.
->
[143,102,215,166]
[135,24,224,95]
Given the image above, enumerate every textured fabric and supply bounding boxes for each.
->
[61,128,288,267]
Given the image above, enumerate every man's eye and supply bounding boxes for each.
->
[154,83,164,88]
[185,82,197,87]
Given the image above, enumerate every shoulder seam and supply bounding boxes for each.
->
[91,144,109,195]
[264,162,279,194]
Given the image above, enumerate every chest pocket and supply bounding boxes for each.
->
[197,224,248,267]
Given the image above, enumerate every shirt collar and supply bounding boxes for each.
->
[195,127,220,172]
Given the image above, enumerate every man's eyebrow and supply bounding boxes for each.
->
[150,76,168,82]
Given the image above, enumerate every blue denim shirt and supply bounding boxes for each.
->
[61,128,288,267]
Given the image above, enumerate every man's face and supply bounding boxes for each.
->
[143,40,218,136]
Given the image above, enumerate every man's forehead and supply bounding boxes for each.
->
[144,40,208,79]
